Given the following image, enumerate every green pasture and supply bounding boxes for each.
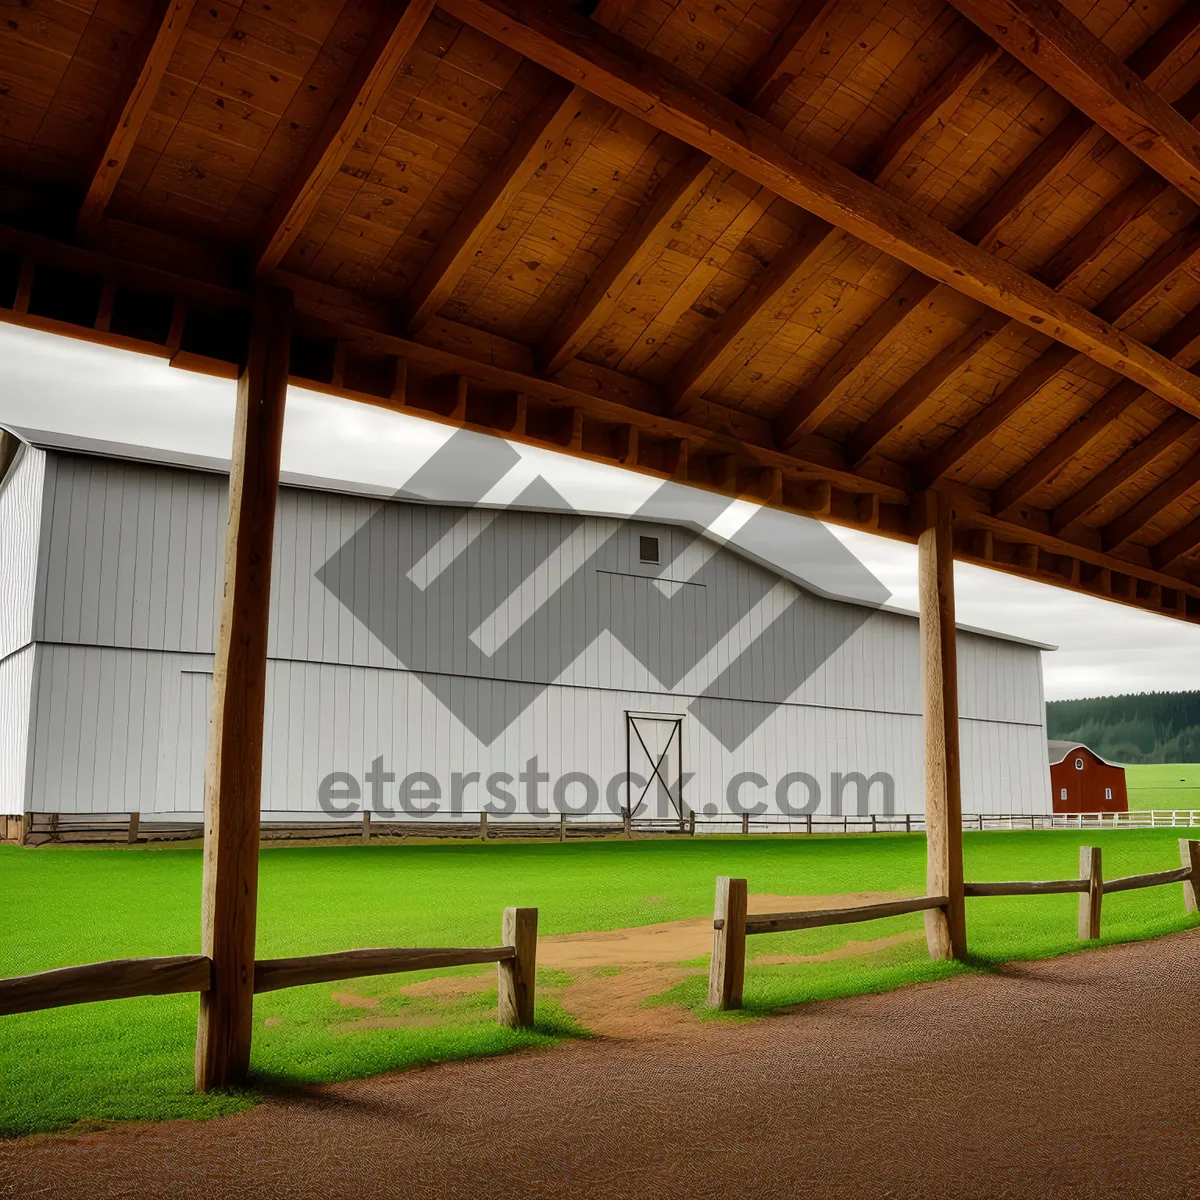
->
[1,829,1197,1136]
[1124,762,1200,810]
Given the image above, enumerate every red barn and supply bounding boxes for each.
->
[1048,742,1128,814]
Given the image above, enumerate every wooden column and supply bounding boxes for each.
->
[917,493,967,961]
[1079,846,1103,940]
[707,876,747,1010]
[195,286,293,1091]
[1180,839,1199,913]
[497,907,538,1028]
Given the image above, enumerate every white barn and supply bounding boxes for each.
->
[0,425,1053,836]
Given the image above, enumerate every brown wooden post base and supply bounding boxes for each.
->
[917,493,967,961]
[1079,846,1103,940]
[195,286,292,1092]
[497,907,537,1028]
[707,876,747,1010]
[1180,839,1200,913]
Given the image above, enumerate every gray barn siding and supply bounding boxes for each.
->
[0,645,35,814]
[18,453,1051,819]
[0,445,44,661]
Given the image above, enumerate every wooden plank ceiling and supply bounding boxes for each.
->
[5,0,1200,623]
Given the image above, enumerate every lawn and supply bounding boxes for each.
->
[1,829,1197,1136]
[1124,762,1200,810]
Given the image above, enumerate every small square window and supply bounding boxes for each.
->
[639,535,660,564]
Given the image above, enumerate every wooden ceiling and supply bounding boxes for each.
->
[5,0,1200,623]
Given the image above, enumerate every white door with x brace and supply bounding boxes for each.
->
[625,712,684,821]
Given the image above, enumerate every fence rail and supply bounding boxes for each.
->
[708,840,1200,1010]
[10,807,1200,847]
[0,908,538,1032]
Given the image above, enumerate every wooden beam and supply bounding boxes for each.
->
[850,5,1200,463]
[917,492,967,962]
[253,0,434,275]
[675,34,999,415]
[0,956,211,1017]
[424,0,1200,418]
[1101,452,1200,551]
[920,342,1080,485]
[994,305,1200,514]
[847,312,1014,467]
[777,273,938,445]
[1051,411,1198,533]
[921,227,1200,486]
[1154,513,1200,571]
[945,0,1200,207]
[538,0,835,375]
[195,286,293,1091]
[77,0,198,233]
[403,79,582,331]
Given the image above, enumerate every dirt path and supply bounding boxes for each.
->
[4,927,1199,1198]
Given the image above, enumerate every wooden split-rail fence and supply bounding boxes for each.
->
[708,840,1200,1010]
[0,907,539,1034]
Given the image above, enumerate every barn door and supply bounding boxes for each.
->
[625,712,684,823]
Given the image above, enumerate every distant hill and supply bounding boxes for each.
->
[1046,691,1200,764]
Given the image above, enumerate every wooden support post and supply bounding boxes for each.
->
[47,813,59,842]
[624,813,632,839]
[127,813,139,844]
[480,811,488,842]
[742,812,750,836]
[688,811,696,836]
[558,813,566,843]
[362,810,371,842]
[707,876,747,1010]
[497,907,537,1029]
[20,812,31,846]
[1079,846,1103,940]
[917,493,967,961]
[1180,839,1200,913]
[194,286,292,1092]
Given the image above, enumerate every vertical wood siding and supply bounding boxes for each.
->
[20,453,1051,818]
[0,644,35,814]
[0,446,45,660]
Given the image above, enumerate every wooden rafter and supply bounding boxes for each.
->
[844,6,1200,462]
[77,0,198,234]
[1102,453,1200,551]
[1051,411,1199,534]
[674,31,999,420]
[429,0,1200,416]
[846,312,1014,468]
[253,0,435,275]
[537,0,836,378]
[401,79,583,332]
[1154,512,1200,570]
[918,219,1200,486]
[994,305,1200,516]
[946,0,1200,207]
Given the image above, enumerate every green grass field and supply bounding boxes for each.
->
[2,830,1197,1136]
[1124,763,1200,810]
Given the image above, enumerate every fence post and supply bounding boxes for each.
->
[688,811,696,837]
[806,814,812,835]
[559,813,566,843]
[127,812,139,844]
[1180,839,1200,913]
[361,811,371,843]
[624,812,632,839]
[742,812,750,836]
[498,907,537,1029]
[707,876,747,1011]
[1078,846,1103,940]
[480,811,488,842]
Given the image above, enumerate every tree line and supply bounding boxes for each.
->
[1046,691,1200,764]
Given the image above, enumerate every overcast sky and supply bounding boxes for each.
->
[2,321,1197,702]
